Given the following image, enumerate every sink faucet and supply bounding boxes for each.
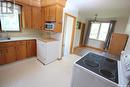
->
[3,31,10,39]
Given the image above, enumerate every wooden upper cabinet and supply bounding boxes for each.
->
[16,0,41,7]
[44,5,56,21]
[55,5,63,32]
[31,6,42,29]
[22,4,32,29]
[22,5,42,29]
[41,7,45,26]
[16,0,30,5]
[29,0,41,7]
[41,0,66,7]
[44,7,50,21]
[42,5,63,32]
[49,6,56,21]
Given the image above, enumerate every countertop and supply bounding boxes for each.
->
[0,37,59,43]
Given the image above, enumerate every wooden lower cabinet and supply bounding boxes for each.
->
[16,41,27,60]
[0,40,36,65]
[27,40,36,58]
[0,48,6,65]
[5,47,16,63]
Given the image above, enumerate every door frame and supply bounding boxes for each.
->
[62,13,76,56]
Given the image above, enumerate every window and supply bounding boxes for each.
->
[0,2,21,32]
[89,22,110,41]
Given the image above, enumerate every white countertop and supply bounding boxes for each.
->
[0,37,59,43]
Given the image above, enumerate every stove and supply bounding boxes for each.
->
[76,52,118,84]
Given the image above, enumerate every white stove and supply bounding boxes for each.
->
[71,52,130,87]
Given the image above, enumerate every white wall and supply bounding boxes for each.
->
[125,16,130,51]
[72,13,87,47]
[64,1,78,17]
[73,17,129,48]
[114,18,128,33]
[63,1,79,48]
[56,1,79,57]
[73,29,81,47]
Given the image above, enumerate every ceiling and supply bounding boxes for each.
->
[67,0,130,18]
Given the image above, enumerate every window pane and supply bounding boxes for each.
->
[89,23,100,39]
[98,23,110,41]
[1,14,20,31]
[0,3,21,32]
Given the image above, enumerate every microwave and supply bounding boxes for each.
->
[44,22,55,30]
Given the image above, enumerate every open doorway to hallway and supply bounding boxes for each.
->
[62,14,76,57]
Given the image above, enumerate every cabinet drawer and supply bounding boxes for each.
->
[0,42,16,47]
[16,41,26,45]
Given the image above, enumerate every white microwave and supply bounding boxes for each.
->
[44,22,55,30]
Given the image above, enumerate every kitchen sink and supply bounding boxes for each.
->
[0,37,11,40]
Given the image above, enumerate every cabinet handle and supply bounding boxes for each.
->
[0,50,2,56]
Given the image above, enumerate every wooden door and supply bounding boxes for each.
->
[31,6,42,29]
[22,4,32,29]
[27,40,36,58]
[5,47,16,63]
[79,23,86,46]
[108,33,128,55]
[16,41,27,60]
[0,48,6,65]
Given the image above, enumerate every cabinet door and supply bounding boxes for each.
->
[5,47,16,64]
[44,7,50,22]
[31,6,42,29]
[41,7,44,27]
[22,4,32,29]
[16,41,27,60]
[27,40,36,58]
[0,48,6,65]
[49,6,56,21]
[55,5,63,32]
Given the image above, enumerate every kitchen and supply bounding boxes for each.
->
[0,0,130,87]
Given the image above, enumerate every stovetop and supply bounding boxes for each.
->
[76,52,118,84]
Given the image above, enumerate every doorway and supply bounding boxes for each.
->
[62,13,76,57]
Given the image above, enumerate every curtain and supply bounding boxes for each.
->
[83,20,92,45]
[104,20,116,50]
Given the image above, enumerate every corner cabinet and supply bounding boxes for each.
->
[27,40,37,58]
[42,4,64,32]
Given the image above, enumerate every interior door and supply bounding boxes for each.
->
[62,15,74,56]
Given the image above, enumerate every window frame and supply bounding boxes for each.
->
[89,21,110,41]
[0,1,22,32]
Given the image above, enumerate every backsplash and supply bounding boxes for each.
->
[0,29,43,38]
[0,28,62,40]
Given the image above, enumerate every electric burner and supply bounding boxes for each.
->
[100,69,114,79]
[84,59,99,67]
